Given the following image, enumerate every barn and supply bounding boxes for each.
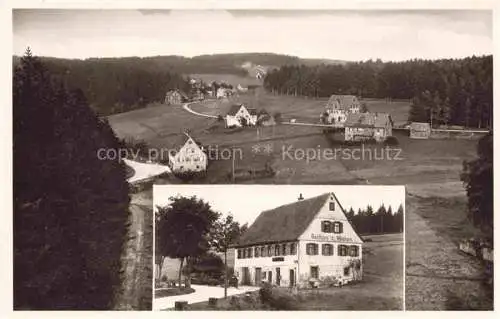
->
[232,192,363,288]
[410,122,431,139]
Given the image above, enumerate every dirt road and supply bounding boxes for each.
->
[114,190,153,310]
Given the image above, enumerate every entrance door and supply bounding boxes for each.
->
[255,268,262,286]
[289,269,295,287]
[276,268,281,286]
[268,271,272,283]
[310,266,319,279]
[242,267,251,285]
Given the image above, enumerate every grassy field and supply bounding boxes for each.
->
[190,89,411,126]
[405,194,493,310]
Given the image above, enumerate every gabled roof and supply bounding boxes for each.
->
[246,107,258,116]
[166,132,203,152]
[327,95,359,110]
[235,193,331,247]
[166,89,189,99]
[410,122,431,130]
[227,104,243,116]
[345,113,392,128]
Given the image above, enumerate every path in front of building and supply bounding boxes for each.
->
[153,285,260,310]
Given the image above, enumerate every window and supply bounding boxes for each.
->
[242,249,246,259]
[275,245,280,256]
[329,202,335,211]
[255,247,260,258]
[248,248,253,258]
[282,243,287,256]
[290,243,297,255]
[310,266,319,279]
[333,222,343,234]
[237,249,242,259]
[349,245,359,257]
[322,244,334,256]
[267,246,272,257]
[261,246,266,257]
[338,245,348,256]
[321,221,332,233]
[306,243,319,255]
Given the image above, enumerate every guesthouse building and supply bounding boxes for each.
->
[344,113,393,142]
[232,193,363,288]
[168,133,207,173]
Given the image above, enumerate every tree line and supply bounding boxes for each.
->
[263,55,492,128]
[13,56,191,116]
[346,204,404,235]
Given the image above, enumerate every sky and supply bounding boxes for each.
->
[12,9,492,61]
[153,185,405,226]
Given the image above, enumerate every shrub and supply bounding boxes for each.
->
[259,284,299,310]
[384,136,399,146]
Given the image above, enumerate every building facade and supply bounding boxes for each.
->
[233,193,363,288]
[168,133,207,173]
[165,90,188,105]
[324,95,361,125]
[225,104,258,127]
[344,113,393,142]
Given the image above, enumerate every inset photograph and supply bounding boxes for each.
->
[153,185,405,310]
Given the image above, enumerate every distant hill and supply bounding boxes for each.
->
[13,52,348,78]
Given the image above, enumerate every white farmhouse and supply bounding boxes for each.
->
[324,95,361,125]
[168,133,207,173]
[233,192,363,288]
[225,104,258,128]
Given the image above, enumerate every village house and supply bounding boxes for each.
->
[168,133,207,173]
[323,95,361,125]
[344,113,393,142]
[232,193,363,289]
[225,104,258,128]
[410,122,431,139]
[164,89,189,105]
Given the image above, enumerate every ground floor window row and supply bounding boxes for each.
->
[237,242,297,259]
[306,243,359,257]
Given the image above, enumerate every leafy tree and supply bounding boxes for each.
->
[155,196,219,288]
[209,214,246,298]
[460,132,493,238]
[360,102,369,113]
[13,48,130,310]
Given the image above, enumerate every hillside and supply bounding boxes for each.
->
[13,52,347,77]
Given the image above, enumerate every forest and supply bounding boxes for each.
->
[264,55,493,128]
[346,204,404,235]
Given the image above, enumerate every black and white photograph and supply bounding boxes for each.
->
[153,185,405,310]
[11,6,493,312]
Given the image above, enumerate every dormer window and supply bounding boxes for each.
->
[329,201,335,211]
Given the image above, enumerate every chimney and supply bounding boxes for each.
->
[298,193,304,201]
